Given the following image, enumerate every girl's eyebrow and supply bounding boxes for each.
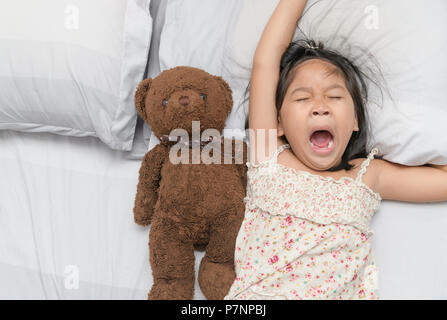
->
[324,84,346,91]
[290,84,346,95]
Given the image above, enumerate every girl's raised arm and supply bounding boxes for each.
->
[249,0,308,164]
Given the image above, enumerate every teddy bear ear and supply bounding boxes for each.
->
[134,78,152,121]
[215,75,233,114]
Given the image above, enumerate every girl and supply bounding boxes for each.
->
[224,0,447,300]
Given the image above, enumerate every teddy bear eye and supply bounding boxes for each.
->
[162,99,168,107]
[200,93,207,101]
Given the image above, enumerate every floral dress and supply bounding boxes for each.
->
[224,143,382,300]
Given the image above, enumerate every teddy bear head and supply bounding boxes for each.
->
[134,66,233,141]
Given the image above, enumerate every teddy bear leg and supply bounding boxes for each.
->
[198,209,244,300]
[148,216,195,300]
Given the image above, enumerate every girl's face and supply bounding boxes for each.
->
[278,58,359,171]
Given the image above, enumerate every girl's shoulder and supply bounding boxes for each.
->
[349,157,381,194]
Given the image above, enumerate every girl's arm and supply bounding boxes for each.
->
[376,161,447,202]
[249,0,308,164]
[253,0,308,64]
[427,164,447,172]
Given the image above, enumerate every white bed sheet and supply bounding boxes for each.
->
[2,0,445,301]
[1,129,446,299]
[0,130,207,299]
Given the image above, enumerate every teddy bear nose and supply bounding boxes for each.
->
[179,95,189,106]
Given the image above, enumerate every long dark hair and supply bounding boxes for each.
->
[237,37,387,171]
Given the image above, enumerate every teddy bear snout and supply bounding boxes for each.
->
[179,95,190,106]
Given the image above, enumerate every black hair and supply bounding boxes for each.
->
[279,38,373,171]
[236,36,388,171]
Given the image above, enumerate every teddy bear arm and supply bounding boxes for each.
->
[133,144,168,226]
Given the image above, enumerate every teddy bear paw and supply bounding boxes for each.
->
[198,258,236,300]
[148,278,194,300]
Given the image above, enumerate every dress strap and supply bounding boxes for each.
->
[264,143,290,173]
[246,143,290,168]
[273,143,291,159]
[355,147,379,183]
[263,143,290,166]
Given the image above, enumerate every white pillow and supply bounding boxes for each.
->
[160,0,447,165]
[155,0,247,149]
[0,0,152,151]
[294,0,447,165]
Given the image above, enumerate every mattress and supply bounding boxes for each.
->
[1,129,446,299]
[0,129,206,299]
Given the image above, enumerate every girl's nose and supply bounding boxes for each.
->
[312,105,330,116]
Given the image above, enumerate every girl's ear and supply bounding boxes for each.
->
[354,114,359,132]
[135,78,152,122]
[277,115,285,136]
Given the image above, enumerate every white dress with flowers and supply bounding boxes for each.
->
[224,143,382,300]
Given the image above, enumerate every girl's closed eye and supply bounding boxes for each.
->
[296,96,343,102]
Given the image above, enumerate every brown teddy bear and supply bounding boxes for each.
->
[133,66,247,300]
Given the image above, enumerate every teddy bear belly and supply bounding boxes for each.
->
[156,162,245,222]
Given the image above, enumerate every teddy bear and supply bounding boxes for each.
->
[133,66,248,300]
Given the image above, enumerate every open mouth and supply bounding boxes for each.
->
[309,129,335,155]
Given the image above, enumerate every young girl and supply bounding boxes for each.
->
[224,0,447,300]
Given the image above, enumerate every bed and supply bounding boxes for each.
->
[1,0,446,299]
